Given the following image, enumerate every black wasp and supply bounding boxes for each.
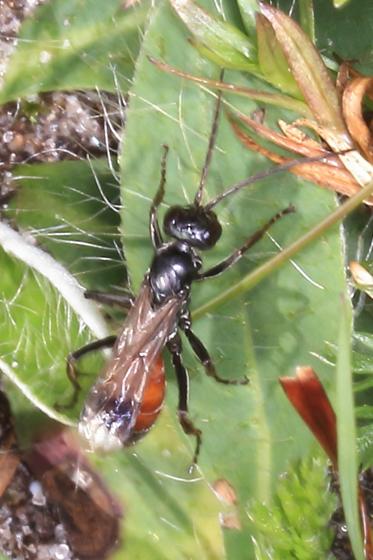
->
[65,87,297,466]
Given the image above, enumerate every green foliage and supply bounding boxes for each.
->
[9,159,125,290]
[0,159,124,424]
[249,455,336,559]
[0,0,372,558]
[0,0,150,103]
[121,2,348,556]
[169,0,258,71]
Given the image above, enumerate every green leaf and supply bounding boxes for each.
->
[0,0,149,103]
[7,159,126,290]
[2,0,372,558]
[0,245,100,427]
[236,0,258,37]
[120,1,348,556]
[336,298,365,560]
[170,0,258,71]
[333,0,352,7]
[256,13,302,98]
[93,427,225,560]
[0,159,124,424]
[259,2,346,132]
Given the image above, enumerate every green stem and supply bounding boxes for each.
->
[336,298,365,560]
[149,57,311,116]
[192,180,373,321]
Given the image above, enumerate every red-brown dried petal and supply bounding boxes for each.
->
[279,366,337,466]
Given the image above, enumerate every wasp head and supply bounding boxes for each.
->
[163,204,222,249]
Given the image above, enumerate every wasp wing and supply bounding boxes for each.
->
[79,283,182,451]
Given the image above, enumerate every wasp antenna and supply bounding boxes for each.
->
[194,70,225,207]
[153,144,169,206]
[205,152,340,210]
[149,145,170,249]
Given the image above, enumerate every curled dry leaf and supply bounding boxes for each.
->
[218,511,241,531]
[228,112,368,199]
[343,77,373,163]
[257,2,373,190]
[26,430,122,560]
[350,261,373,299]
[212,478,237,505]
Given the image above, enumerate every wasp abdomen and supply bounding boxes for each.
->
[130,354,166,441]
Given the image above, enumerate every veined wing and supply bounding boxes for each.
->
[79,283,182,451]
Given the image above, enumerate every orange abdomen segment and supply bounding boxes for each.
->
[134,355,166,433]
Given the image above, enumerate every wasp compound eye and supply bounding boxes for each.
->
[163,205,222,249]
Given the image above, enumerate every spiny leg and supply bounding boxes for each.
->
[198,205,295,280]
[57,335,116,410]
[150,144,169,250]
[84,290,134,309]
[179,315,248,385]
[167,333,202,470]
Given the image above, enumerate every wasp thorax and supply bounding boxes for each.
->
[163,204,222,249]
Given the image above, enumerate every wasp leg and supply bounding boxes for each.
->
[180,316,248,385]
[56,335,117,411]
[197,205,295,279]
[167,333,202,470]
[84,290,134,309]
[150,145,169,250]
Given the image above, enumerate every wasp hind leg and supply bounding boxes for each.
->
[56,335,117,411]
[167,334,202,471]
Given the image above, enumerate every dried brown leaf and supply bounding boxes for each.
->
[259,2,346,134]
[343,77,373,163]
[279,366,337,466]
[230,116,365,199]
